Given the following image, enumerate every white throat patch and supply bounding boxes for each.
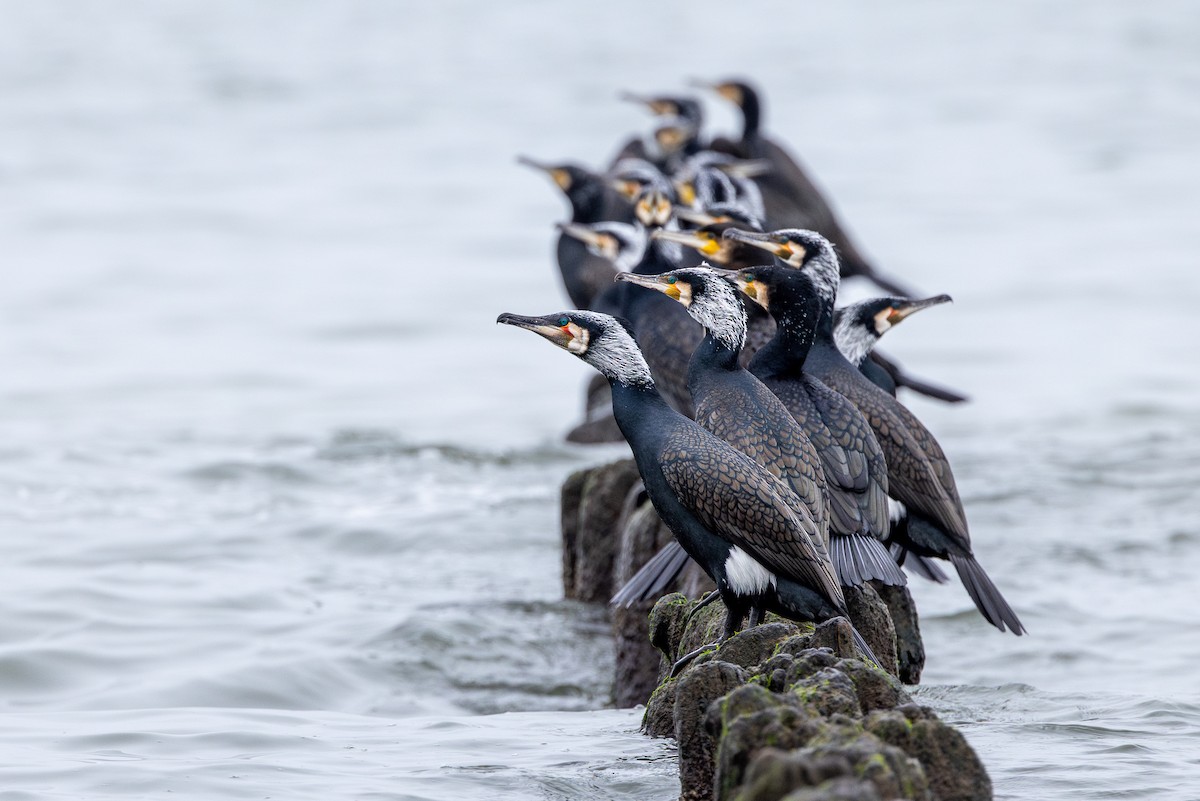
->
[833,310,875,365]
[683,266,747,351]
[568,311,655,388]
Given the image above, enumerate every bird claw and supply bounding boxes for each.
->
[669,641,721,678]
[683,590,721,628]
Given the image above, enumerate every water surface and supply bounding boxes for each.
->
[1,1,1198,798]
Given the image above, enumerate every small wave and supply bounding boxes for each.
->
[314,428,578,467]
[181,461,318,485]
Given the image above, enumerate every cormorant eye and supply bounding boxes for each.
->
[744,274,755,282]
[558,316,570,326]
[666,276,677,285]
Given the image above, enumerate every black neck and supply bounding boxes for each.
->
[691,329,741,374]
[610,380,673,438]
[749,293,820,378]
[814,300,836,345]
[632,230,678,275]
[740,88,761,143]
[568,179,607,223]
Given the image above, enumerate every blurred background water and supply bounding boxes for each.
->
[1,1,1198,798]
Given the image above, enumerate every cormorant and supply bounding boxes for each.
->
[617,265,905,590]
[694,78,913,295]
[726,228,1024,633]
[671,152,767,221]
[834,295,970,404]
[612,93,706,170]
[497,309,876,665]
[518,156,628,308]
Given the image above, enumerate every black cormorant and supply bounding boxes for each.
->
[612,93,706,170]
[497,309,876,664]
[518,156,628,308]
[834,295,970,404]
[726,228,1024,633]
[672,152,768,221]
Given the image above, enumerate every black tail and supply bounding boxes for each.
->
[949,553,1026,635]
[894,371,970,404]
[831,534,907,587]
[889,542,950,583]
[610,540,691,607]
[850,623,880,667]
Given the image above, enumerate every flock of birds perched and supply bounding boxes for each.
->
[500,79,1023,672]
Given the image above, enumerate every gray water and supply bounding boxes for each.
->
[1,1,1198,798]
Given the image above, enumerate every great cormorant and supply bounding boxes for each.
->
[497,309,877,665]
[518,156,628,308]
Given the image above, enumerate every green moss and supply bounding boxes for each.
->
[857,751,890,776]
[646,676,675,704]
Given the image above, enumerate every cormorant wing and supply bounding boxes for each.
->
[805,376,892,538]
[825,372,970,542]
[692,385,828,541]
[658,426,843,608]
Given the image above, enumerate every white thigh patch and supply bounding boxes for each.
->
[724,546,777,596]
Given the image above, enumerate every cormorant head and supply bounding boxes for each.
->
[691,79,758,112]
[650,219,761,267]
[517,156,604,216]
[833,295,953,364]
[608,158,674,203]
[691,78,763,139]
[556,221,647,272]
[496,310,653,388]
[676,203,764,231]
[633,187,674,228]
[653,116,699,159]
[723,228,840,305]
[615,265,746,350]
[620,93,704,127]
[729,264,790,313]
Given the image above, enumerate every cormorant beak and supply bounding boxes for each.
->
[608,177,641,201]
[675,207,724,226]
[885,294,953,326]
[674,179,697,207]
[689,79,743,106]
[497,312,588,355]
[650,228,722,258]
[556,223,618,261]
[614,272,691,305]
[516,155,574,192]
[717,159,771,179]
[723,228,793,260]
[619,91,674,116]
